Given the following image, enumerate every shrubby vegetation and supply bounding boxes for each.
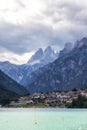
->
[66,95,87,108]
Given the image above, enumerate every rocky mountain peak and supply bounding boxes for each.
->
[44,46,54,53]
[1,37,87,93]
[79,37,87,47]
[27,46,58,65]
[34,48,43,58]
[43,46,55,58]
[75,37,87,48]
[27,38,87,93]
[27,48,43,64]
[64,42,73,50]
[59,42,73,57]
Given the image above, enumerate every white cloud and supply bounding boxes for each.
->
[0,0,45,24]
[0,48,34,64]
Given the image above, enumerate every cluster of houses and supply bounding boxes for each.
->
[10,89,87,107]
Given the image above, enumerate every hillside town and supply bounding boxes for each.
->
[9,89,87,107]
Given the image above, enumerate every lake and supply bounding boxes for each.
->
[0,108,87,130]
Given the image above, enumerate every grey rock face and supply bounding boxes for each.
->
[0,46,58,87]
[27,48,43,65]
[28,46,58,65]
[1,38,87,94]
[59,42,73,58]
[26,38,87,93]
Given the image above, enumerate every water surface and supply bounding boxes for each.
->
[0,108,87,130]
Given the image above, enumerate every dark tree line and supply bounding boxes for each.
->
[66,95,87,108]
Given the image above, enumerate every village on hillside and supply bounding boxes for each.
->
[9,89,87,108]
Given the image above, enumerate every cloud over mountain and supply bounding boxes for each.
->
[0,0,87,64]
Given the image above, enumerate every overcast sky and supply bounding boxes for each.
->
[0,0,87,64]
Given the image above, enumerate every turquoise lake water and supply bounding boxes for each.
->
[0,108,87,130]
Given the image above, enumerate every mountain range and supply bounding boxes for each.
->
[26,38,87,93]
[0,70,28,96]
[0,38,87,93]
[0,46,59,86]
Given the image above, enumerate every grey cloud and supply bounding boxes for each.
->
[0,20,87,55]
[0,23,56,54]
[0,0,87,56]
[43,0,87,25]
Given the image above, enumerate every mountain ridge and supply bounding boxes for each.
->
[26,38,87,93]
[0,38,87,94]
[0,69,28,95]
[0,46,59,86]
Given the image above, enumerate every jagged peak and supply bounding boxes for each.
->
[59,42,73,58]
[44,46,54,52]
[27,48,43,64]
[33,48,43,57]
[44,46,53,51]
[36,48,43,53]
[79,37,87,46]
[75,37,87,48]
[27,46,57,65]
[44,46,55,55]
[64,42,73,50]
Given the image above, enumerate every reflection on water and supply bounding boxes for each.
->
[0,108,87,130]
